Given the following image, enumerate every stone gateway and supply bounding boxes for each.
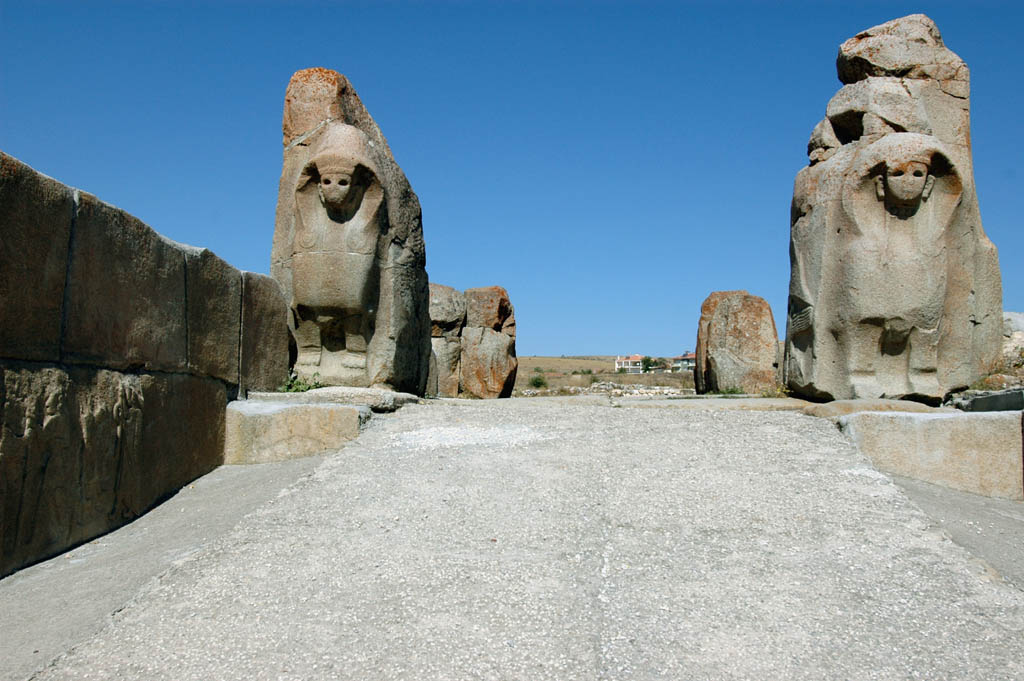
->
[272,68,431,395]
[784,15,1002,402]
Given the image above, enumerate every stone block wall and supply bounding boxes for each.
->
[0,152,290,578]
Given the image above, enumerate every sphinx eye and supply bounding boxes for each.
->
[913,170,924,177]
[338,179,349,186]
[322,178,331,185]
[892,170,904,177]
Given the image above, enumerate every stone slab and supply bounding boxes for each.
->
[1,363,224,578]
[0,153,73,362]
[62,192,187,372]
[614,396,811,411]
[0,455,323,681]
[239,272,290,395]
[839,411,1024,500]
[891,474,1024,590]
[25,403,1024,679]
[803,398,955,419]
[248,385,419,413]
[951,389,1024,413]
[184,248,241,384]
[224,401,369,465]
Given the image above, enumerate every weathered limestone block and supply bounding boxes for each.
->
[839,411,1023,500]
[63,192,188,372]
[224,401,368,465]
[0,154,73,362]
[248,385,418,413]
[465,286,516,336]
[785,15,1001,402]
[460,327,517,399]
[1003,311,1024,364]
[431,336,462,398]
[836,14,970,98]
[271,68,430,395]
[430,285,519,399]
[0,363,224,578]
[802,399,953,420]
[429,283,466,338]
[426,348,439,398]
[695,291,778,395]
[184,247,241,384]
[239,272,290,395]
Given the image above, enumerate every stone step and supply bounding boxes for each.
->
[247,385,419,412]
[224,400,371,465]
[839,411,1024,500]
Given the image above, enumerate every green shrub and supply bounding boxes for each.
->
[534,366,544,373]
[529,374,548,389]
[278,371,323,392]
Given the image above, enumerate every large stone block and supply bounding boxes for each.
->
[431,336,462,398]
[839,411,1023,500]
[836,14,970,98]
[429,283,466,338]
[802,399,952,419]
[785,15,1001,402]
[0,153,73,362]
[62,192,187,372]
[247,385,418,413]
[465,286,516,337]
[460,327,517,399]
[695,291,778,395]
[224,400,368,465]
[0,363,224,578]
[272,68,430,395]
[185,247,241,384]
[240,272,290,395]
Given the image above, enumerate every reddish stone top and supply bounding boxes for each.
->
[282,68,352,146]
[464,286,516,337]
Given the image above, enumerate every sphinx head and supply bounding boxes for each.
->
[873,148,937,216]
[315,157,357,214]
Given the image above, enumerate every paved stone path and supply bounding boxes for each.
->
[14,399,1024,679]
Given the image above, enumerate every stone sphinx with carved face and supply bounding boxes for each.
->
[784,16,1003,403]
[290,124,384,386]
[835,134,962,399]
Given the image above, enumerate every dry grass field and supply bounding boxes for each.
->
[514,356,695,391]
[517,356,616,375]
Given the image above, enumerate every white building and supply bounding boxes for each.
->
[671,352,696,372]
[615,354,643,374]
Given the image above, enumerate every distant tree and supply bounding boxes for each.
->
[642,356,667,373]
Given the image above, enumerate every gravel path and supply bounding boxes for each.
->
[33,400,1024,680]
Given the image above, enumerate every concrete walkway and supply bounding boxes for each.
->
[5,398,1024,679]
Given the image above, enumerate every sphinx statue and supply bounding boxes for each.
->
[271,68,430,393]
[785,15,1002,402]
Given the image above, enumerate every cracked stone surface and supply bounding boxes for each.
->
[21,400,1024,679]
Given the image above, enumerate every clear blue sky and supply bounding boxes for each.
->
[2,1,1020,356]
